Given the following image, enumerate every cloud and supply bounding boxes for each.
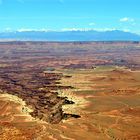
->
[119,17,136,27]
[91,28,117,32]
[61,28,117,32]
[16,28,119,32]
[89,22,96,26]
[17,28,51,32]
[122,29,130,32]
[2,27,134,33]
[120,17,134,22]
[4,27,12,31]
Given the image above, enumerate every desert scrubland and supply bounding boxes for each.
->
[0,41,140,140]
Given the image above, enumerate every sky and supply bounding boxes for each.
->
[0,0,140,34]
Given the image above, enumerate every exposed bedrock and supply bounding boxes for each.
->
[0,66,80,124]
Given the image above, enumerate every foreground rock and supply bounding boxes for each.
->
[0,65,80,124]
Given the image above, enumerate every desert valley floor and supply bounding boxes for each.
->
[0,41,140,140]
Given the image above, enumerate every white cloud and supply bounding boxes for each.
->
[120,17,134,22]
[119,17,136,27]
[92,28,117,31]
[4,27,12,32]
[61,28,117,32]
[17,28,51,32]
[122,29,130,32]
[16,28,119,32]
[89,22,96,26]
[1,27,133,33]
[62,28,84,31]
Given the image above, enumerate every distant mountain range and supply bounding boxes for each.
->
[0,30,140,41]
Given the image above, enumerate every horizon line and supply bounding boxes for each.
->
[0,28,139,35]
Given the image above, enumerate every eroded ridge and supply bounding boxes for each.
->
[0,65,80,124]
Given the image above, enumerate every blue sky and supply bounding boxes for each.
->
[0,0,140,34]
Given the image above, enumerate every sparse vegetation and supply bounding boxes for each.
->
[0,41,140,140]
